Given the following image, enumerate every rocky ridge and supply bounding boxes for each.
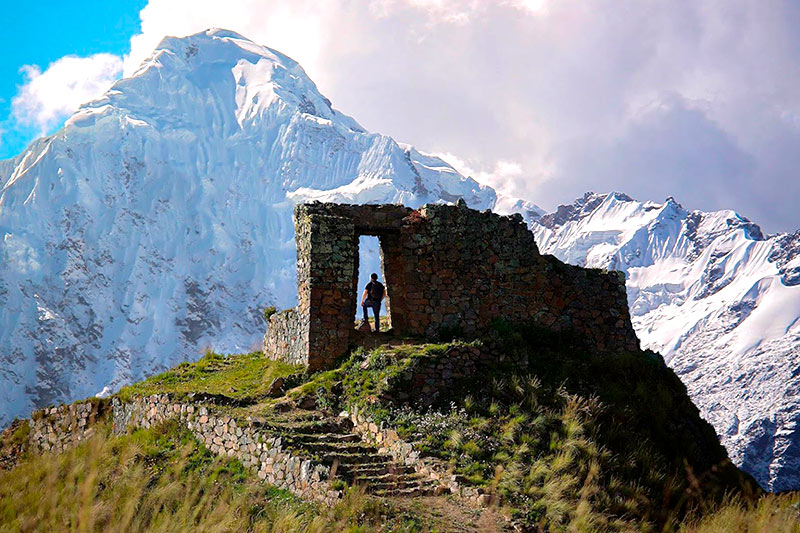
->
[533,192,800,491]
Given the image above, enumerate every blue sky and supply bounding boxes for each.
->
[0,1,145,159]
[2,0,800,232]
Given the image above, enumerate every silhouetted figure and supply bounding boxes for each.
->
[361,273,385,332]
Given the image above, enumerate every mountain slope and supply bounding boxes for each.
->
[532,192,800,491]
[0,29,506,426]
[0,333,764,531]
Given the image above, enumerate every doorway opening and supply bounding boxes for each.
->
[355,235,392,332]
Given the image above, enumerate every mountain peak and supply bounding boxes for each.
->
[202,28,250,40]
[536,191,625,229]
[67,29,348,135]
[146,28,297,73]
[0,29,496,434]
[532,189,798,491]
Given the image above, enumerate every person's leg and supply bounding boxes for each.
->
[361,301,371,330]
[373,301,381,332]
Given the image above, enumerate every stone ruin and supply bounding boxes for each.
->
[264,201,640,371]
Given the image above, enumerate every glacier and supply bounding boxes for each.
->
[0,29,516,428]
[533,192,800,491]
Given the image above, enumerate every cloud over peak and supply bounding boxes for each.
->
[11,53,123,134]
[6,0,800,233]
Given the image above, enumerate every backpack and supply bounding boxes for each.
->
[369,281,384,301]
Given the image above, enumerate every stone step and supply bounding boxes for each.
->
[253,410,341,425]
[290,441,377,455]
[252,407,442,497]
[343,464,417,478]
[262,420,352,434]
[349,470,425,485]
[271,408,327,418]
[370,484,437,497]
[282,432,362,444]
[262,414,337,425]
[321,452,392,465]
[362,479,432,492]
[335,458,397,468]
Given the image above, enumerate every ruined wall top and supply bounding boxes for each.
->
[264,201,640,371]
[294,203,412,233]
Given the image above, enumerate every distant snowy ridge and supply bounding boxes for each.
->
[4,26,794,494]
[533,192,800,491]
[0,29,532,427]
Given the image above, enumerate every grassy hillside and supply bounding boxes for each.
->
[296,324,767,531]
[679,493,798,533]
[1,324,798,532]
[0,418,451,532]
[116,350,301,402]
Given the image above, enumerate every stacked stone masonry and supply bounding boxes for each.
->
[265,201,640,371]
[379,343,522,406]
[4,394,445,504]
[262,309,306,366]
[348,405,495,507]
[111,395,340,504]
[28,400,107,455]
[4,393,492,507]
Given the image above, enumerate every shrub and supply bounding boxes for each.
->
[263,306,278,322]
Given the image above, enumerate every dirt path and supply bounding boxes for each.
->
[390,495,512,532]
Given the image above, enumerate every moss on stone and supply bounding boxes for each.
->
[1,419,30,456]
[263,305,278,321]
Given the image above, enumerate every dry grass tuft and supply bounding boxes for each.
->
[680,493,799,533]
[0,420,422,533]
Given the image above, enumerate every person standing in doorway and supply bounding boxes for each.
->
[361,273,385,332]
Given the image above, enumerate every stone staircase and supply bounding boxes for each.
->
[253,409,436,496]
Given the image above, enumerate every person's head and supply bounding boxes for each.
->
[370,273,378,281]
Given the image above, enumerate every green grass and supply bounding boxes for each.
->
[117,351,302,402]
[1,419,30,449]
[334,343,463,423]
[0,418,433,533]
[4,328,778,532]
[679,493,799,533]
[295,326,762,532]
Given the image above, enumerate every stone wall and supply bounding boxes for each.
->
[263,309,305,366]
[347,405,495,507]
[397,203,637,352]
[265,201,640,371]
[28,400,108,454]
[378,343,522,407]
[295,212,355,370]
[112,395,340,504]
[6,394,351,504]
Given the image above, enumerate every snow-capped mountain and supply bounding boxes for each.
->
[3,27,796,493]
[533,192,800,491]
[0,29,505,427]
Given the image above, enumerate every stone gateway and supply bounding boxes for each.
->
[264,201,639,371]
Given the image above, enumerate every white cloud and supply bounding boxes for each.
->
[115,0,800,233]
[3,0,793,231]
[432,152,548,200]
[12,54,123,133]
[125,0,338,78]
[507,0,551,15]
